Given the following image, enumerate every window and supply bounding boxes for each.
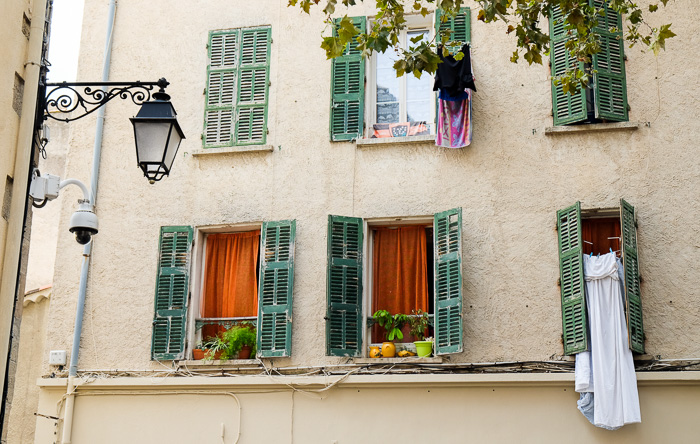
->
[329,9,471,141]
[203,26,271,148]
[556,200,643,356]
[325,209,463,357]
[549,1,628,126]
[368,224,435,343]
[368,24,434,136]
[151,221,296,360]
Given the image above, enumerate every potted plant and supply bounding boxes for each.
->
[192,340,206,360]
[222,324,257,359]
[202,334,227,360]
[372,310,408,358]
[409,309,433,357]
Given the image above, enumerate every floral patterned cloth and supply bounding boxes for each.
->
[436,89,472,148]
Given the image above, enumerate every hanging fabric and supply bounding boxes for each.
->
[371,226,429,342]
[574,252,641,430]
[202,231,260,339]
[434,44,476,148]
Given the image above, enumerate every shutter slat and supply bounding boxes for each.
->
[620,199,644,353]
[549,6,588,125]
[329,17,365,141]
[257,220,296,357]
[434,208,463,355]
[557,202,587,355]
[326,215,363,356]
[152,226,193,360]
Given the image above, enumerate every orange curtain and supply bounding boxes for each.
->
[371,226,429,342]
[202,231,260,338]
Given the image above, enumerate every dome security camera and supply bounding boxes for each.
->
[68,202,98,245]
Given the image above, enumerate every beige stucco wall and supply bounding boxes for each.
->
[33,373,700,443]
[43,0,700,371]
[7,289,50,444]
[24,0,700,442]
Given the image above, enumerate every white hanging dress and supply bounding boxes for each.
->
[575,252,641,429]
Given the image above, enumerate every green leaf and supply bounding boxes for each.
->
[648,4,658,12]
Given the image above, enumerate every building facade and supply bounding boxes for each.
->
[27,0,700,442]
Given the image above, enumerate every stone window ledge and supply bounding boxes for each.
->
[356,134,435,146]
[544,121,642,135]
[190,145,274,156]
[177,359,259,368]
[354,356,444,364]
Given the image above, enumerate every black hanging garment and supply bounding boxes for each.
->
[433,43,477,95]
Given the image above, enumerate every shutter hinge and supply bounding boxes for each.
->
[268,81,272,86]
[557,278,561,287]
[639,275,643,283]
[627,104,631,112]
[203,88,206,95]
[323,316,330,321]
[624,55,628,61]
[200,133,204,140]
[266,129,270,135]
[270,38,273,44]
[550,108,554,117]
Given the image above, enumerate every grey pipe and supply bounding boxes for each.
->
[62,1,117,442]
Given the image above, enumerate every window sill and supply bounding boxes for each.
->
[190,145,274,156]
[356,134,435,147]
[178,359,259,368]
[544,121,642,135]
[354,356,444,364]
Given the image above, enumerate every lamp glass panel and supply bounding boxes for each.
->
[163,126,182,170]
[134,122,170,163]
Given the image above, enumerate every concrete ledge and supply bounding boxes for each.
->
[356,134,434,146]
[190,145,274,156]
[544,121,642,135]
[37,371,700,390]
[178,359,259,368]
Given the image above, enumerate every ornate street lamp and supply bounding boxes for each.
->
[43,77,184,183]
[130,81,185,183]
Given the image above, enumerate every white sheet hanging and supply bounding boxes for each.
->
[578,252,641,429]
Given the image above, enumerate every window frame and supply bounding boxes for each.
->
[365,17,436,137]
[187,223,262,358]
[362,216,434,353]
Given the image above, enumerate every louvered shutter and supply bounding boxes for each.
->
[549,6,588,125]
[257,220,296,357]
[326,215,363,356]
[237,27,271,145]
[591,0,628,122]
[330,17,366,141]
[204,31,238,147]
[152,226,193,360]
[620,199,644,353]
[434,208,463,355]
[557,202,587,355]
[434,7,471,45]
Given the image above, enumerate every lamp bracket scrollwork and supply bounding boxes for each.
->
[43,78,169,123]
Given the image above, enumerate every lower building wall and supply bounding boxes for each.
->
[33,372,700,444]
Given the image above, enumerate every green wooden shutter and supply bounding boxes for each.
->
[591,0,628,122]
[557,202,587,355]
[151,226,193,360]
[326,215,363,356]
[237,27,271,145]
[434,7,471,45]
[204,30,238,148]
[434,208,463,355]
[549,6,588,125]
[257,220,296,357]
[620,199,644,353]
[330,17,366,141]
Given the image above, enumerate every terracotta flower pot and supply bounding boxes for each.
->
[238,345,252,359]
[192,349,205,360]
